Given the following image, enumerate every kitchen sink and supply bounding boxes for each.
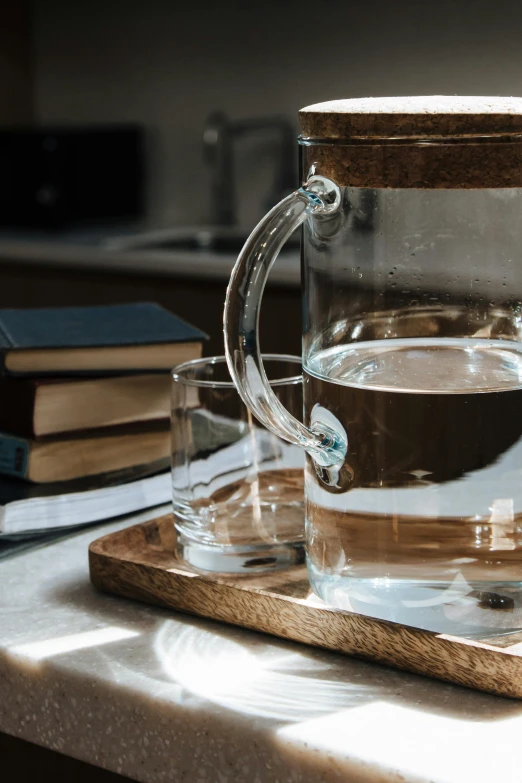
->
[139,232,252,253]
[103,226,300,255]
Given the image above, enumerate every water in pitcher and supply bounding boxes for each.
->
[304,336,522,634]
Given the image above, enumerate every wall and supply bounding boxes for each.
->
[0,1,33,124]
[31,0,522,229]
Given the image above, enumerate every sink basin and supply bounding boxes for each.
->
[103,226,300,255]
[141,232,253,253]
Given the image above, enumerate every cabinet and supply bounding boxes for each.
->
[0,733,131,782]
[0,260,302,357]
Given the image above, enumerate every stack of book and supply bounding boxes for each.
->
[0,302,206,547]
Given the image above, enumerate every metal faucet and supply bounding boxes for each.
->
[203,111,297,226]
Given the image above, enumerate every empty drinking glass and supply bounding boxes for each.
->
[171,355,304,574]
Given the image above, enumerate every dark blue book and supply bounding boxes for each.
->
[0,302,207,375]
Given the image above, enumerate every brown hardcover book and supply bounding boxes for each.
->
[0,374,173,437]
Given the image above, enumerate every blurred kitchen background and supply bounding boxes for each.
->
[1,0,521,354]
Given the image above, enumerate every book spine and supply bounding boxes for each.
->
[0,315,14,375]
[0,433,30,479]
[0,316,15,349]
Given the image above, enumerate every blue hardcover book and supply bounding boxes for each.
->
[0,423,170,482]
[0,302,207,375]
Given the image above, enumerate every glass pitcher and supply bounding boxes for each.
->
[224,96,522,635]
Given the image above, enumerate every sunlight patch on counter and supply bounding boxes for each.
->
[277,701,521,783]
[10,626,140,661]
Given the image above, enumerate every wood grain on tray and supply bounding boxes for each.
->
[89,513,522,699]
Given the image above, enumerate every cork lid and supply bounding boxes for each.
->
[299,96,522,139]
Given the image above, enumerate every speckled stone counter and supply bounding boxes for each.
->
[1,506,521,783]
[0,236,301,286]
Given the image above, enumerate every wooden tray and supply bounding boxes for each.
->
[89,513,522,700]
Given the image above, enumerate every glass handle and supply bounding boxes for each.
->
[224,175,347,482]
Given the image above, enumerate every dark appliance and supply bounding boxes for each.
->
[0,124,145,229]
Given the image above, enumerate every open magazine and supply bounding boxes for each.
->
[0,468,170,538]
[0,409,303,547]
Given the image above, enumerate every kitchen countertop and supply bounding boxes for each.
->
[1,506,522,783]
[0,228,301,287]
